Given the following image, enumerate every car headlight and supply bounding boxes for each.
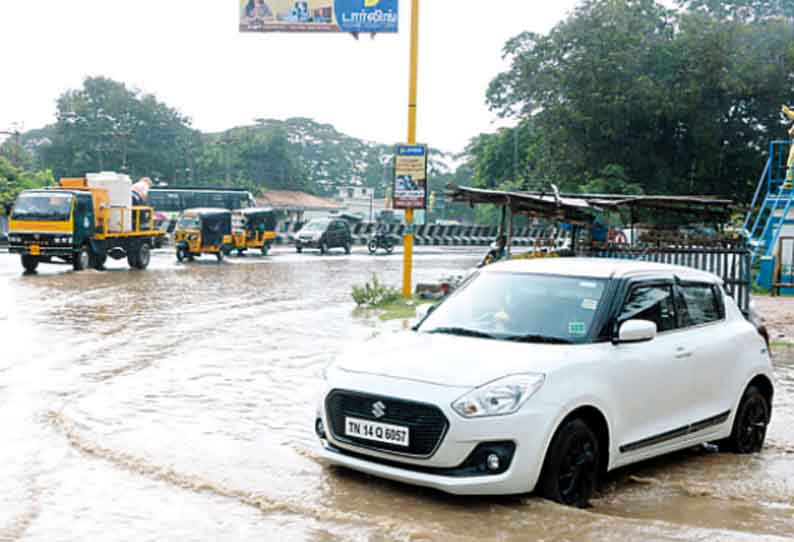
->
[452,374,545,418]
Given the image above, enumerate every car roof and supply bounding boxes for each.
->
[182,207,231,216]
[235,207,274,214]
[485,257,722,283]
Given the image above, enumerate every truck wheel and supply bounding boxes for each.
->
[134,243,151,270]
[21,255,39,273]
[90,251,108,270]
[73,246,90,271]
[127,245,140,268]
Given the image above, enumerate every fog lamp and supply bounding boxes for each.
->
[486,453,501,472]
[315,418,326,439]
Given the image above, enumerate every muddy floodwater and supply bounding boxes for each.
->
[1,248,793,542]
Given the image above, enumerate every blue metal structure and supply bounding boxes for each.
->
[742,140,794,266]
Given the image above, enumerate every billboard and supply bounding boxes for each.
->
[393,144,428,210]
[239,0,399,33]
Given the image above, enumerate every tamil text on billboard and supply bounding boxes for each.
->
[239,1,399,33]
[393,144,428,210]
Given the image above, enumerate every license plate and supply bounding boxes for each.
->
[345,417,410,447]
[29,245,41,256]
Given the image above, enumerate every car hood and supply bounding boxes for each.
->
[334,332,577,388]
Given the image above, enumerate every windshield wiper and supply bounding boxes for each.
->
[426,327,496,340]
[503,334,574,344]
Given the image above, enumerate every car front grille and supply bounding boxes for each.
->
[326,390,449,457]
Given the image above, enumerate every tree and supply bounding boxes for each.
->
[40,77,197,181]
[479,0,794,200]
[0,157,54,211]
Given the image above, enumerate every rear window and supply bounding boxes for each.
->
[678,284,722,327]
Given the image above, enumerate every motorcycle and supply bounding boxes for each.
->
[368,232,395,254]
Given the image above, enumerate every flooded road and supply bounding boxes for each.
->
[1,247,793,542]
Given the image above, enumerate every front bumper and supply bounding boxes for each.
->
[317,375,558,495]
[295,238,321,248]
[9,244,73,257]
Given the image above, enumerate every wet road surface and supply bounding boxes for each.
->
[1,247,793,541]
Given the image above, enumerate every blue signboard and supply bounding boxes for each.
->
[335,0,399,33]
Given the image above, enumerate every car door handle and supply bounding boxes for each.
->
[675,347,692,360]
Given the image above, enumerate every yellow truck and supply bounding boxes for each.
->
[7,175,164,272]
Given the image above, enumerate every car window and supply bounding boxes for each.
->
[678,283,722,327]
[619,284,677,333]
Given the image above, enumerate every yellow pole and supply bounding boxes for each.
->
[403,0,420,299]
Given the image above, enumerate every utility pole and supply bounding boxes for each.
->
[402,0,420,299]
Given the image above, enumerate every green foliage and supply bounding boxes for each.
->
[39,77,197,182]
[579,165,644,195]
[477,0,794,200]
[0,157,54,211]
[351,274,402,308]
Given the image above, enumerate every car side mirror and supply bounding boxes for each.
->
[616,319,657,344]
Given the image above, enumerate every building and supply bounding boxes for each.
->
[256,190,342,224]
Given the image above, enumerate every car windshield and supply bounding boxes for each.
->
[177,215,201,229]
[302,220,329,232]
[11,193,73,221]
[418,272,607,344]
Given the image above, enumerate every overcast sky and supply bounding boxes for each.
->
[0,1,583,153]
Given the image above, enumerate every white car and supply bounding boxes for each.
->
[315,258,774,507]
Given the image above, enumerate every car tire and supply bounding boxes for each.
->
[133,243,151,270]
[368,240,378,254]
[344,241,352,255]
[539,418,599,508]
[73,245,90,271]
[320,241,328,255]
[721,385,769,454]
[21,255,39,273]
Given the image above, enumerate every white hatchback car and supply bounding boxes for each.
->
[315,258,774,507]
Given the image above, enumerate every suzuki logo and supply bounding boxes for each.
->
[372,401,386,419]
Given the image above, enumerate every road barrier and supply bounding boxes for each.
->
[272,222,572,248]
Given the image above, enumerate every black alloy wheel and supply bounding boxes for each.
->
[540,418,599,508]
[21,255,39,273]
[724,386,769,454]
[73,245,90,271]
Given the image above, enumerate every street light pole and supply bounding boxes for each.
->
[402,0,420,299]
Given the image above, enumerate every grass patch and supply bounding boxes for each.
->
[351,275,433,322]
[771,340,794,349]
